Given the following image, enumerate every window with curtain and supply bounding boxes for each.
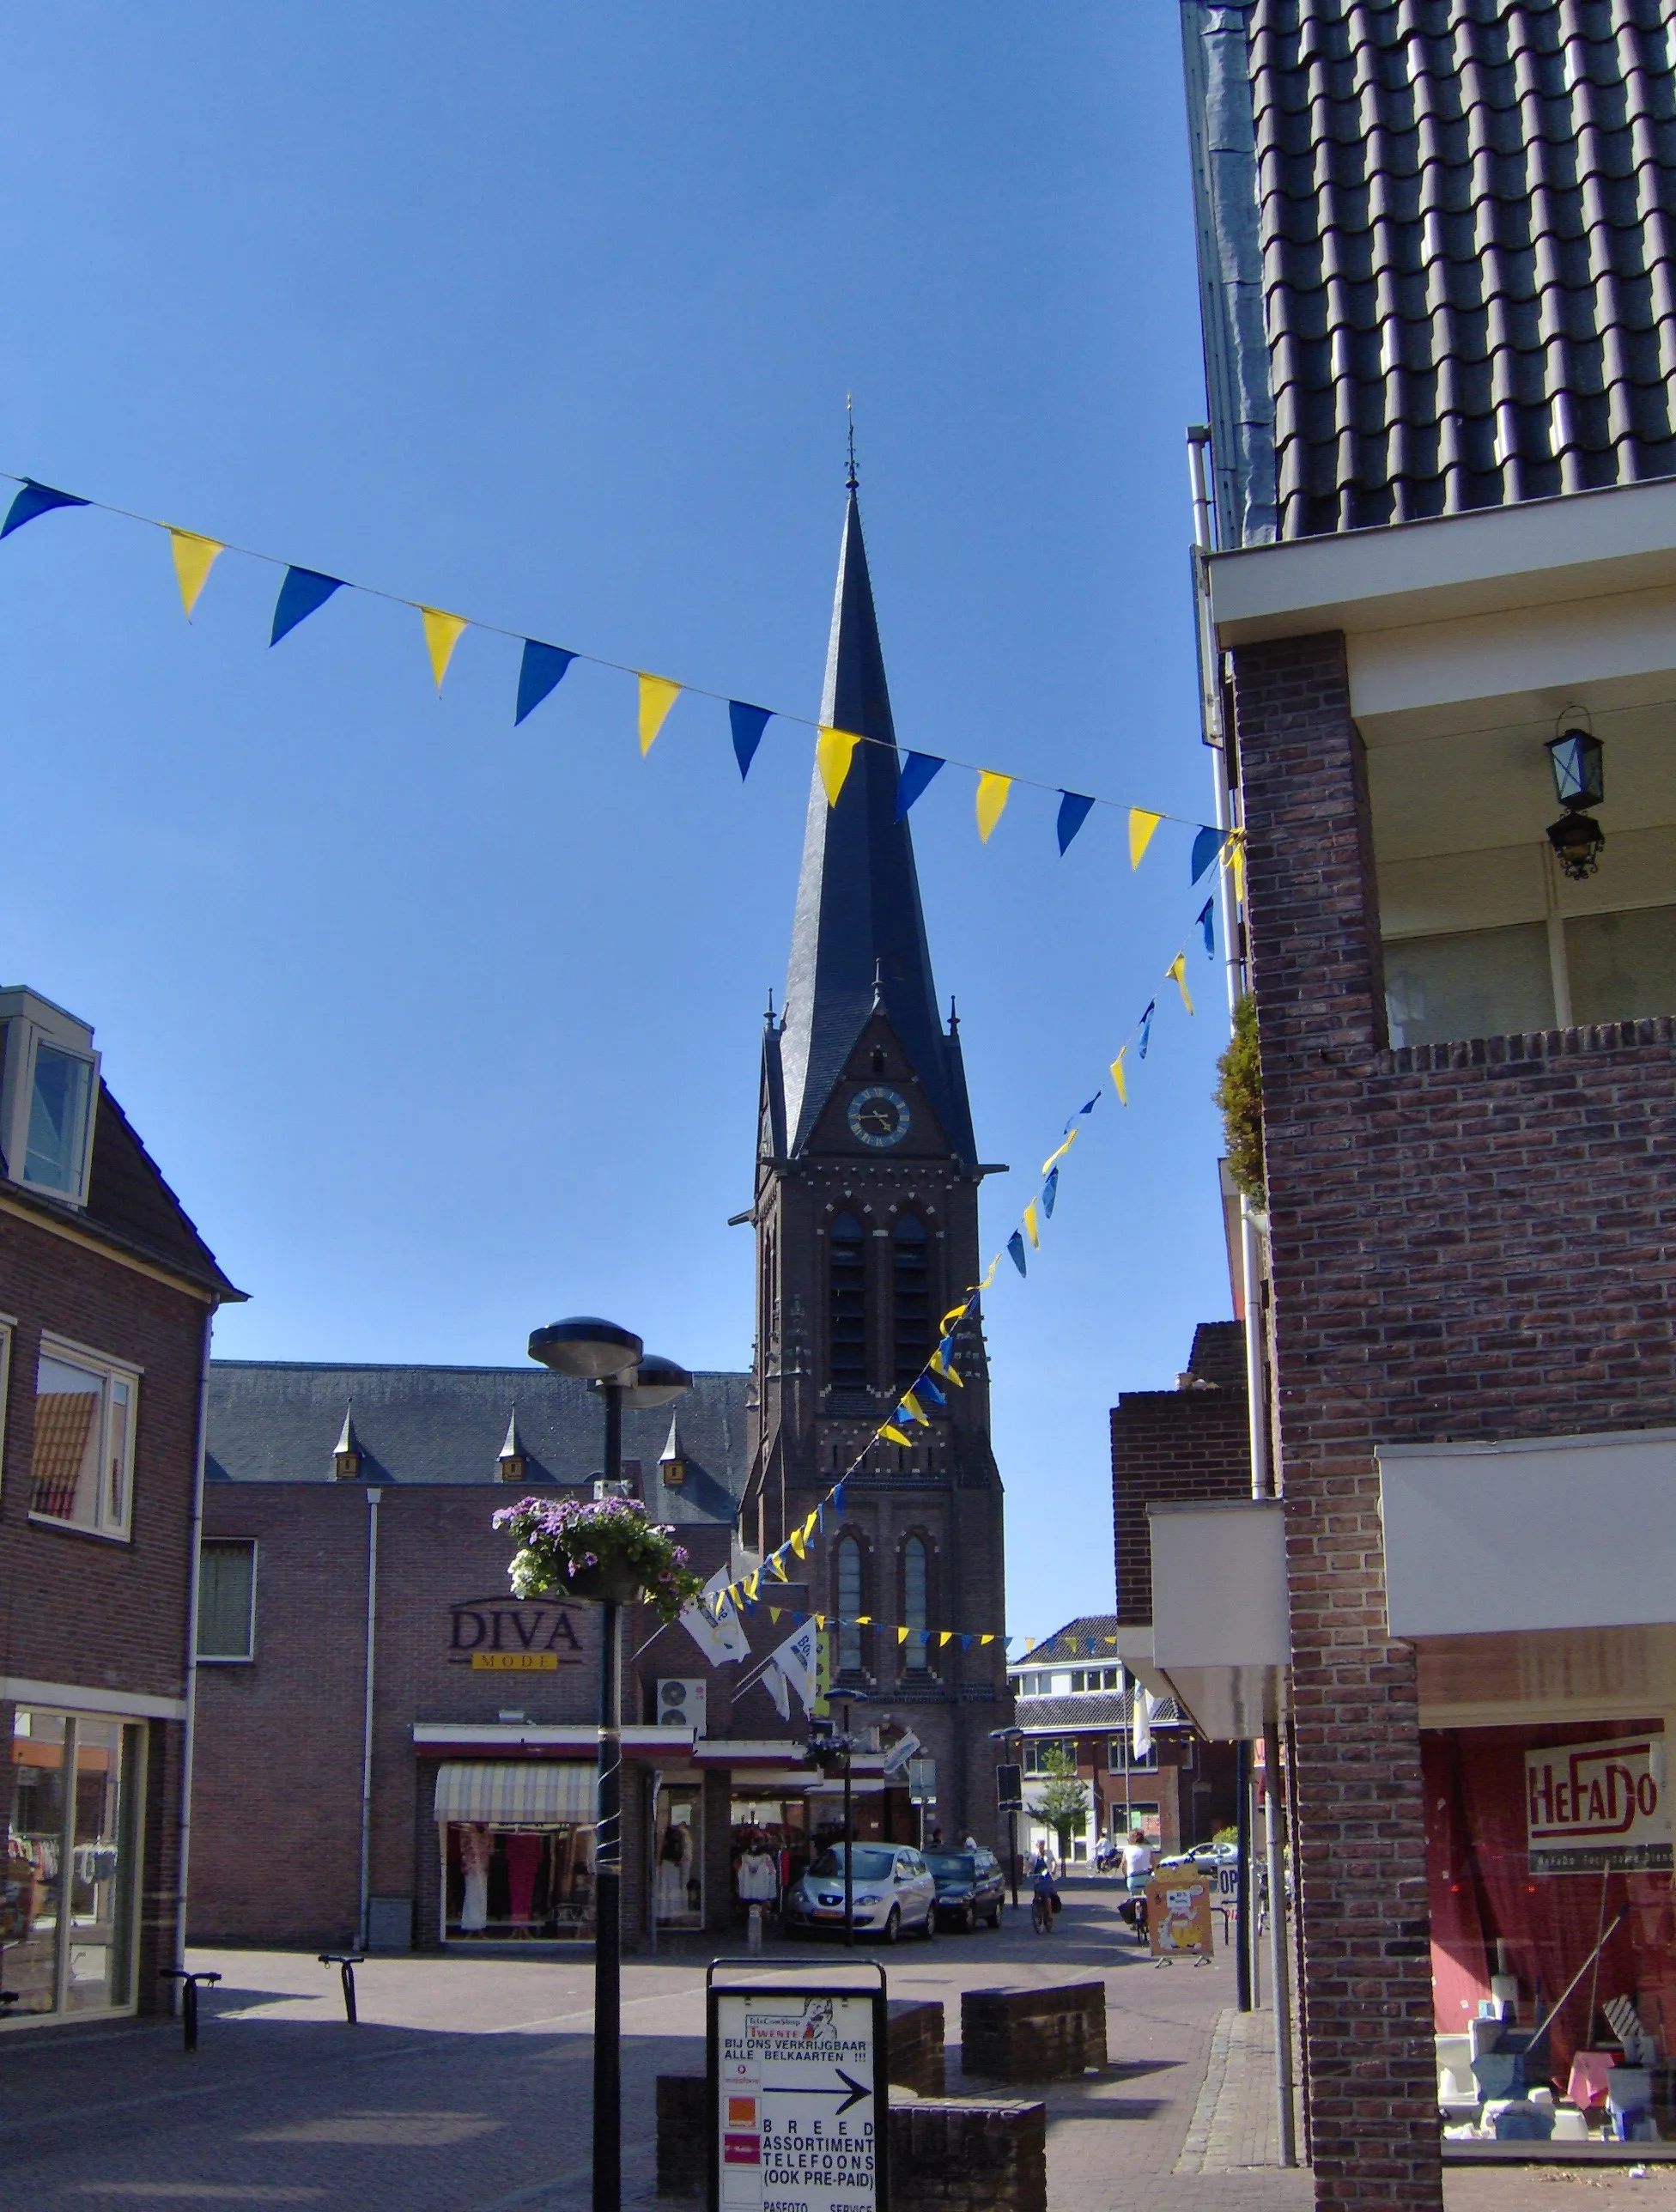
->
[197,1540,257,1661]
[892,1216,931,1389]
[903,1536,928,1668]
[829,1213,868,1389]
[837,1536,862,1673]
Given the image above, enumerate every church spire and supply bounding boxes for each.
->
[778,485,975,1162]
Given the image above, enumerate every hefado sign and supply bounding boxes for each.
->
[708,1969,887,2212]
[1527,1734,1672,1873]
[447,1596,585,1670]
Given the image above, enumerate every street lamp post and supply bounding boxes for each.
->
[528,1318,690,2212]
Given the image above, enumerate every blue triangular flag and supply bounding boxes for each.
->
[895,751,944,821]
[730,701,772,781]
[516,640,576,725]
[1198,897,1215,957]
[1042,1166,1060,1219]
[833,1481,847,1516]
[1056,792,1095,855]
[1138,1000,1156,1060]
[1,480,89,539]
[961,1633,974,1652]
[1079,1093,1100,1116]
[270,566,345,646]
[1191,825,1227,884]
[920,1374,946,1408]
[1007,1231,1027,1277]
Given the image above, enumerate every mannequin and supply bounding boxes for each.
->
[656,1822,692,1920]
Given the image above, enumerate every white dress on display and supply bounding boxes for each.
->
[459,1824,491,1932]
[655,1826,692,1919]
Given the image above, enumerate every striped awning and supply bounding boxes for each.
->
[434,1762,597,1825]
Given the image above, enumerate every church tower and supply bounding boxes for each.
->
[745,478,1009,1844]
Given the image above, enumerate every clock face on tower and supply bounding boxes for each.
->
[847,1085,911,1150]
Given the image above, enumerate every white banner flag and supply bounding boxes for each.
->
[1133,1688,1155,1763]
[762,1661,791,1723]
[679,1568,750,1667]
[769,1619,820,1713]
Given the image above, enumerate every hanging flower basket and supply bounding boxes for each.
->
[493,1493,703,1625]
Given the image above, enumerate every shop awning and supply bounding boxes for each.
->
[1148,1499,1290,1740]
[433,1762,597,1824]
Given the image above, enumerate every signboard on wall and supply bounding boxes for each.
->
[708,1976,887,2212]
[1527,1735,1672,1873]
[448,1596,584,1667]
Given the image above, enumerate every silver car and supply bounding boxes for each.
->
[786,1843,938,1943]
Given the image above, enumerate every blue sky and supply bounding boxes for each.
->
[0,5,1230,1644]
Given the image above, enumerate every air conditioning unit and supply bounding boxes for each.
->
[657,1678,707,1738]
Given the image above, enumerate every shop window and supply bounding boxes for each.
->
[197,1540,257,1662]
[828,1213,867,1390]
[29,1342,137,1540]
[892,1217,931,1388]
[5,1707,144,2019]
[837,1537,863,1674]
[902,1537,929,1669]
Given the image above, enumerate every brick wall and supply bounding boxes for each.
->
[0,1206,211,2016]
[1232,628,1676,2210]
[1110,1358,1250,1626]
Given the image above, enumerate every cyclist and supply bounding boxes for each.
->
[1120,1826,1154,1944]
[1029,1846,1060,1934]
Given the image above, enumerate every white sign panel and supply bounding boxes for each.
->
[714,1990,881,2212]
[1527,1735,1672,1873]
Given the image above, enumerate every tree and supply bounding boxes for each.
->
[1033,1742,1090,1862]
[1213,992,1265,1207]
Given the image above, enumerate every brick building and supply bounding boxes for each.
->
[1005,1613,1236,1864]
[0,984,240,2029]
[1111,1321,1254,1631]
[1162,5,1676,2200]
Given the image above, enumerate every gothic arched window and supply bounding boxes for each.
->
[829,1212,868,1389]
[903,1535,929,1668]
[837,1535,863,1674]
[892,1216,931,1388]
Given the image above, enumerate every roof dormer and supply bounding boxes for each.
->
[0,986,100,1209]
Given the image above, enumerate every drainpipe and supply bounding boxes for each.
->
[173,1303,216,2008]
[357,1486,383,1948]
[1189,424,1296,2164]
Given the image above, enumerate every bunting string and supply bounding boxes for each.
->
[701,855,1244,1644]
[0,467,1234,869]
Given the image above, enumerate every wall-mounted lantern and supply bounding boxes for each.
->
[1545,726,1606,880]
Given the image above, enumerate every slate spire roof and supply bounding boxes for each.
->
[774,486,975,1161]
[1183,0,1676,541]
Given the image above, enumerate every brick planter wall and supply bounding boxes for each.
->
[888,1996,946,2096]
[960,1982,1106,2082]
[1231,628,1676,2211]
[890,2099,1047,2212]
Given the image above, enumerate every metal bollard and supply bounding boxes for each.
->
[161,1967,222,2052]
[318,1952,366,2025]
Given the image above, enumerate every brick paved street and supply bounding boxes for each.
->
[1,1887,1672,2209]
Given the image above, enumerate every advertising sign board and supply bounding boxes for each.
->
[708,1966,888,2212]
[1146,1869,1215,1962]
[1527,1735,1671,1873]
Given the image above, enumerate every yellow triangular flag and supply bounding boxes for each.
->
[815,1613,826,1631]
[803,1511,819,1542]
[938,1631,953,1648]
[897,1626,911,1645]
[768,1550,791,1582]
[855,1614,872,1626]
[636,672,681,754]
[929,1346,963,1388]
[1111,1048,1128,1106]
[1128,808,1163,870]
[941,1302,971,1335]
[790,1525,807,1560]
[167,528,224,620]
[816,726,861,805]
[1168,951,1194,1015]
[980,1633,994,1646]
[1230,835,1247,906]
[1023,1200,1040,1249]
[900,1391,928,1425]
[1041,1128,1079,1176]
[746,1571,760,1601]
[420,607,469,692]
[975,771,1012,843]
[769,1606,782,1624]
[882,1424,914,1447]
